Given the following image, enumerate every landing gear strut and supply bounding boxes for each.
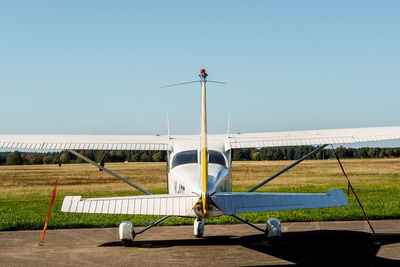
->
[118,216,170,246]
[194,218,204,237]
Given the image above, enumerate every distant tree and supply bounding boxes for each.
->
[251,151,260,161]
[293,148,302,160]
[141,153,151,162]
[152,151,163,162]
[0,153,6,165]
[273,150,284,160]
[287,148,295,160]
[259,149,267,160]
[107,151,126,162]
[367,148,377,158]
[233,150,243,161]
[131,153,140,162]
[83,150,95,161]
[95,151,105,162]
[385,148,395,157]
[60,151,71,164]
[24,153,43,165]
[265,150,274,160]
[378,150,387,158]
[358,148,369,158]
[6,151,23,165]
[335,146,345,158]
[282,147,288,160]
[43,155,54,164]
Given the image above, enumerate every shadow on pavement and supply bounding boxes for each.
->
[100,230,400,266]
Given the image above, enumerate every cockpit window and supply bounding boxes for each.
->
[208,150,226,166]
[171,150,198,169]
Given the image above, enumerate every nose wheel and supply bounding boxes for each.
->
[194,218,204,237]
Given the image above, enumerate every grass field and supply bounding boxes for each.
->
[1,159,399,231]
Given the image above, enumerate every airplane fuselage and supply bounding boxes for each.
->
[167,140,232,218]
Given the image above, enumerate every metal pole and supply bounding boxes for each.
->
[248,144,328,192]
[231,215,266,233]
[67,150,152,195]
[135,216,170,235]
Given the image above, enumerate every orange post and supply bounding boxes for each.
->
[39,179,58,246]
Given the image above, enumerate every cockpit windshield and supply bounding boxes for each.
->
[208,150,227,166]
[171,150,198,169]
[171,150,227,169]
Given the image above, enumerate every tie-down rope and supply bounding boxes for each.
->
[331,145,375,234]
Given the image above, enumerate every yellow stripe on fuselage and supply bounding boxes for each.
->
[201,81,208,217]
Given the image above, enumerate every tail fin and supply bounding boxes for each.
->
[200,69,208,217]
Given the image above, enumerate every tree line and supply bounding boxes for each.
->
[0,150,167,165]
[232,146,400,161]
[1,146,400,165]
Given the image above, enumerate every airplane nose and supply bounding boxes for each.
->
[207,165,229,194]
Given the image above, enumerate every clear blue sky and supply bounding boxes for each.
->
[1,1,399,135]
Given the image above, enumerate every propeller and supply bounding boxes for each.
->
[207,80,227,84]
[161,80,200,88]
[161,80,227,88]
[161,69,226,88]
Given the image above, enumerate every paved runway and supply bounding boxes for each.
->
[1,220,400,266]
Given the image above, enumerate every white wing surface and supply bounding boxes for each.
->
[61,194,199,216]
[2,126,400,152]
[0,134,170,151]
[224,126,400,150]
[211,190,348,215]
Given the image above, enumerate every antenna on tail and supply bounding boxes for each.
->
[227,113,231,138]
[167,114,170,140]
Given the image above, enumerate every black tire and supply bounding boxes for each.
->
[121,239,134,247]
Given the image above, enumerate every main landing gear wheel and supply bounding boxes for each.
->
[194,218,204,238]
[119,221,135,247]
[266,218,281,239]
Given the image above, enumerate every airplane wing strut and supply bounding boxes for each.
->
[67,149,151,195]
[248,144,328,192]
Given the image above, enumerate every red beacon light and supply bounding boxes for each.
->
[200,69,208,80]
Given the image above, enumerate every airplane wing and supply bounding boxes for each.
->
[0,134,171,151]
[224,126,400,150]
[61,194,199,217]
[211,190,348,215]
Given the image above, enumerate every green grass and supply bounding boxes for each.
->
[1,159,399,230]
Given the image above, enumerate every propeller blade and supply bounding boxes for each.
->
[161,80,200,88]
[208,80,227,84]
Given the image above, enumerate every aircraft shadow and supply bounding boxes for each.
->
[100,230,400,266]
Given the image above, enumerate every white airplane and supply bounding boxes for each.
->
[2,69,400,245]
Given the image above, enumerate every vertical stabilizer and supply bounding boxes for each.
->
[200,69,208,217]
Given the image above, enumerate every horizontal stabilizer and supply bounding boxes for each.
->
[211,190,348,215]
[61,194,199,216]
